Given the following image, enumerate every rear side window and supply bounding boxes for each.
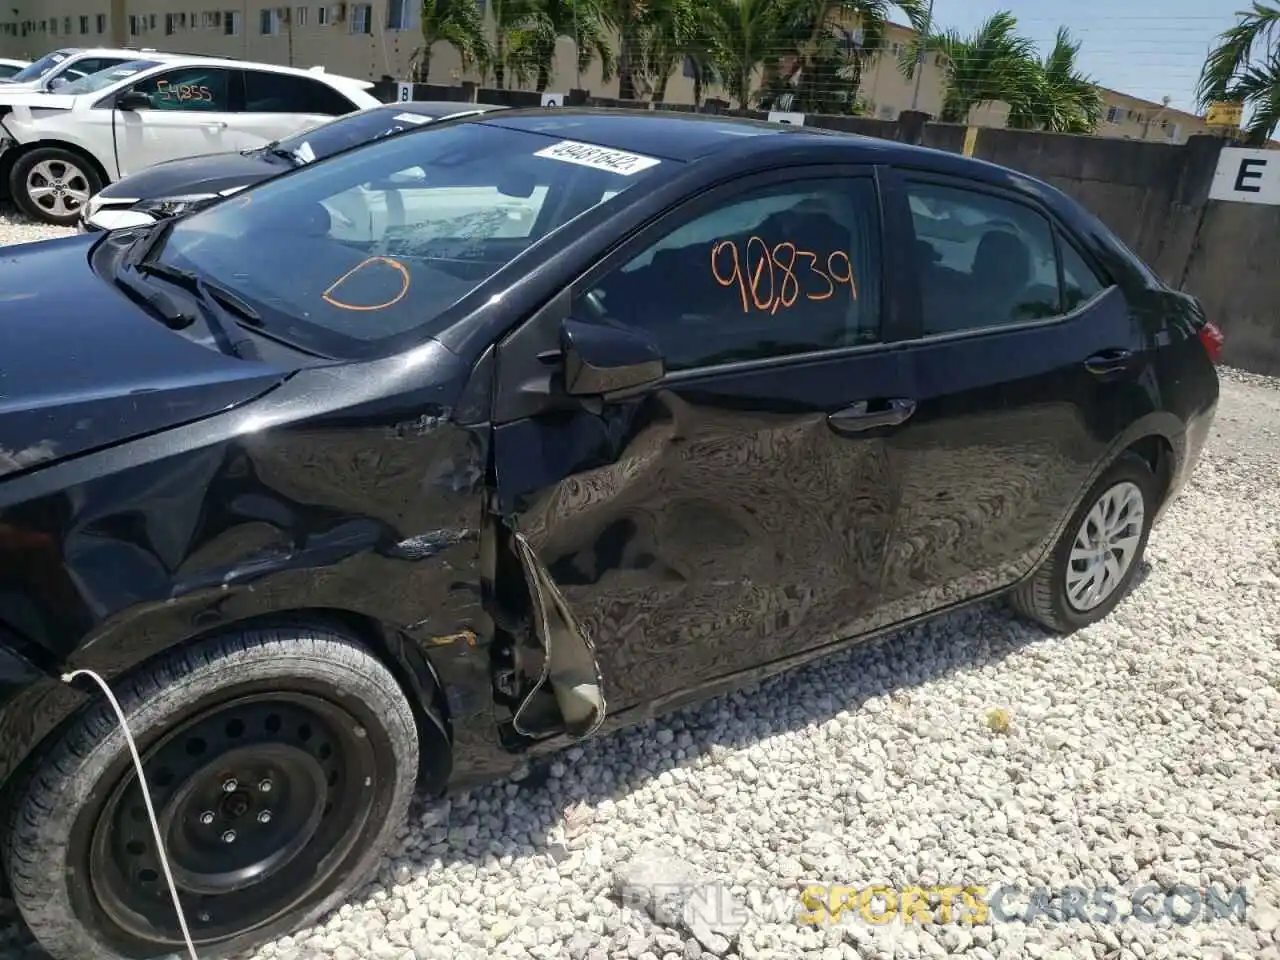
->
[243,70,356,115]
[908,181,1066,335]
[576,177,883,371]
[1059,237,1106,312]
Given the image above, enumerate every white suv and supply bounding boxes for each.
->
[0,55,381,225]
[0,47,183,92]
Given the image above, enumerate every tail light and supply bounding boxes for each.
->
[1198,320,1224,364]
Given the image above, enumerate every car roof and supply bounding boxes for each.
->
[477,107,1064,201]
[83,53,374,90]
[381,100,506,117]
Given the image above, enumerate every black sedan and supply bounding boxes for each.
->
[0,109,1220,960]
[79,99,504,232]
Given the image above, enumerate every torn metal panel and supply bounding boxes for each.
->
[510,531,606,741]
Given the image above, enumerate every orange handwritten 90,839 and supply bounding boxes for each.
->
[711,237,857,315]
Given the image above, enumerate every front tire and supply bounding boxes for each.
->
[5,625,419,960]
[9,147,103,227]
[1010,451,1156,633]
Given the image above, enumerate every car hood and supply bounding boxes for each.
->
[97,151,281,201]
[0,233,290,480]
[0,90,77,109]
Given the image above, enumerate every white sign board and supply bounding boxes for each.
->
[767,111,806,126]
[1209,147,1280,205]
[541,92,566,107]
[396,82,413,103]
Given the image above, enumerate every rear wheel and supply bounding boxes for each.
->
[1010,452,1155,633]
[10,146,102,227]
[5,626,419,960]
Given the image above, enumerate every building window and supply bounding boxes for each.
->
[386,0,414,29]
[128,14,138,35]
[78,15,89,32]
[1105,106,1122,123]
[224,9,241,33]
[165,13,176,34]
[889,41,901,56]
[96,13,106,32]
[260,8,280,34]
[296,5,308,25]
[317,4,329,24]
[350,3,372,33]
[63,15,72,33]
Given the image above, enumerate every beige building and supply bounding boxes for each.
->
[0,3,1208,142]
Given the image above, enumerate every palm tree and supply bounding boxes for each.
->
[1008,26,1102,133]
[702,0,797,107]
[1198,2,1280,143]
[772,0,927,105]
[899,10,1038,123]
[488,0,538,88]
[413,0,492,83]
[505,0,617,91]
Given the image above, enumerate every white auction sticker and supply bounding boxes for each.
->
[393,112,431,124]
[532,140,661,176]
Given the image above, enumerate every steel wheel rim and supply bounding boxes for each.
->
[1065,480,1145,612]
[26,158,91,218]
[88,691,378,946]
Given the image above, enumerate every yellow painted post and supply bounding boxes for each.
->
[962,126,979,157]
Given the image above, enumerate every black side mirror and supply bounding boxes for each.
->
[116,90,150,111]
[560,317,664,397]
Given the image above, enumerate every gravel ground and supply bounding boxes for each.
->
[1,212,1278,960]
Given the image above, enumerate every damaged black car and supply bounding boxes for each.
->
[0,108,1219,959]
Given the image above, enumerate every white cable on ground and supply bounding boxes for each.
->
[61,669,201,960]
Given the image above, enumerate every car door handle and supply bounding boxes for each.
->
[1084,348,1134,375]
[827,398,917,435]
[203,121,228,131]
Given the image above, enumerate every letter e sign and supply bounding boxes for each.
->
[1209,147,1280,205]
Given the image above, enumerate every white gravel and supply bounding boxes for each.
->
[2,212,1279,960]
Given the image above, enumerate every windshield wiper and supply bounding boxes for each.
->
[132,261,263,359]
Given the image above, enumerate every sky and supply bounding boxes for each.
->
[909,0,1247,113]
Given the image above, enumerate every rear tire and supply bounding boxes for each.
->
[1009,451,1155,633]
[5,625,419,960]
[9,146,102,227]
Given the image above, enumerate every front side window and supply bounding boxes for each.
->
[127,67,234,111]
[1060,238,1106,312]
[243,70,355,115]
[574,178,883,372]
[8,48,71,83]
[907,182,1062,334]
[156,124,665,357]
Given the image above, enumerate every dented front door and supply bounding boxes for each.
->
[490,167,915,718]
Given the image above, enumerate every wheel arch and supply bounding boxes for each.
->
[2,139,113,196]
[0,605,454,865]
[1023,414,1184,581]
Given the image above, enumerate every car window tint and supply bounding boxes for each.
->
[129,67,233,110]
[1060,235,1106,311]
[577,178,882,372]
[0,64,21,79]
[61,56,124,81]
[907,181,1061,334]
[243,70,355,115]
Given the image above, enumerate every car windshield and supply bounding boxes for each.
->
[7,49,72,83]
[268,107,451,165]
[157,121,667,358]
[59,59,161,95]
